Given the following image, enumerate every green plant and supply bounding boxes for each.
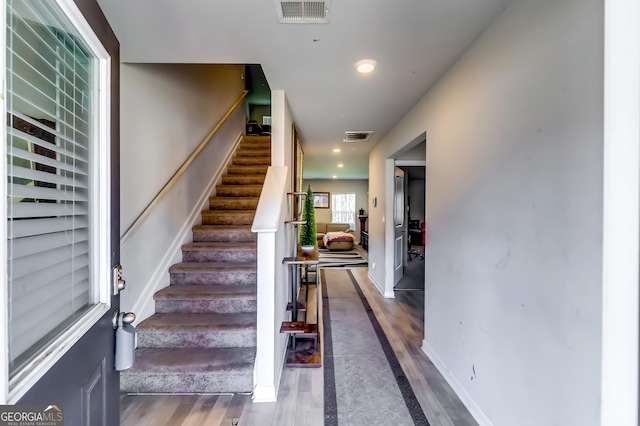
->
[300,185,317,247]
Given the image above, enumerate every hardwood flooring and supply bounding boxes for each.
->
[121,262,476,426]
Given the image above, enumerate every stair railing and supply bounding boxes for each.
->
[121,90,249,243]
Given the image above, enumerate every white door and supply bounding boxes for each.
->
[1,0,121,423]
[393,167,405,285]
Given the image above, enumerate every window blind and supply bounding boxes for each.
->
[6,0,97,376]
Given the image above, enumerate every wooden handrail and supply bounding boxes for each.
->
[121,90,249,243]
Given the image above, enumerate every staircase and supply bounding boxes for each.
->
[121,135,271,394]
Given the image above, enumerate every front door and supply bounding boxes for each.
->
[2,0,120,424]
[393,167,405,285]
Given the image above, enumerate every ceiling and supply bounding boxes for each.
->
[96,0,512,179]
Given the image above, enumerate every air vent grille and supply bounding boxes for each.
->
[343,131,373,142]
[278,1,330,23]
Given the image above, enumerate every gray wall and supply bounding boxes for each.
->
[368,0,603,424]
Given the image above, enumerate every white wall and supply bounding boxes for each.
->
[119,64,246,321]
[368,0,603,424]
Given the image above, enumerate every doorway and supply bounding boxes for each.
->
[383,132,426,298]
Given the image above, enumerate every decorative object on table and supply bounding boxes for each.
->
[359,208,365,216]
[300,185,317,252]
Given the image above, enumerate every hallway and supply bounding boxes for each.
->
[121,266,476,425]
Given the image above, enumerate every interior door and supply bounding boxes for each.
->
[5,0,121,423]
[393,167,405,285]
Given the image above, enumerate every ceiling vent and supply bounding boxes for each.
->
[343,131,373,143]
[277,1,330,23]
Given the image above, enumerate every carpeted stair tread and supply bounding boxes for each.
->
[232,156,270,166]
[192,225,256,242]
[125,347,256,373]
[240,139,271,150]
[120,347,255,393]
[215,184,263,197]
[154,285,257,314]
[181,241,257,262]
[227,164,268,175]
[137,313,256,348]
[169,262,257,272]
[221,174,266,185]
[201,210,255,225]
[139,312,256,330]
[169,262,256,286]
[208,196,259,210]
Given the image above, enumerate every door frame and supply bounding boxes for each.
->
[384,154,427,298]
[601,0,640,424]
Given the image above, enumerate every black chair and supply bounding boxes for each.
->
[408,228,424,261]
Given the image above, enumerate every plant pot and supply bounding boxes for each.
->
[301,245,315,253]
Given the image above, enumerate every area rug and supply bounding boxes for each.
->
[318,248,367,268]
[322,269,430,425]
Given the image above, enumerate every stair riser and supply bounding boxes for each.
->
[170,270,257,286]
[182,248,257,263]
[242,135,271,143]
[155,299,257,314]
[121,372,253,394]
[201,213,255,225]
[216,186,262,197]
[192,228,257,242]
[221,175,265,185]
[239,145,270,153]
[137,329,256,349]
[236,149,271,157]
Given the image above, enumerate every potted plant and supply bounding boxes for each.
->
[300,185,317,252]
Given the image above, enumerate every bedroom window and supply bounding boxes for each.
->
[331,193,355,230]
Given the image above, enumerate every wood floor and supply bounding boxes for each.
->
[121,261,477,426]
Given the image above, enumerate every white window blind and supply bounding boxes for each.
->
[331,193,356,230]
[6,0,97,376]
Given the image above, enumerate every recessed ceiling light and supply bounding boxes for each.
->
[333,148,341,153]
[332,175,337,179]
[355,59,377,74]
[337,163,344,168]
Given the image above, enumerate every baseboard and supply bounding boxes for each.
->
[128,132,243,321]
[421,340,493,426]
[367,272,385,296]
